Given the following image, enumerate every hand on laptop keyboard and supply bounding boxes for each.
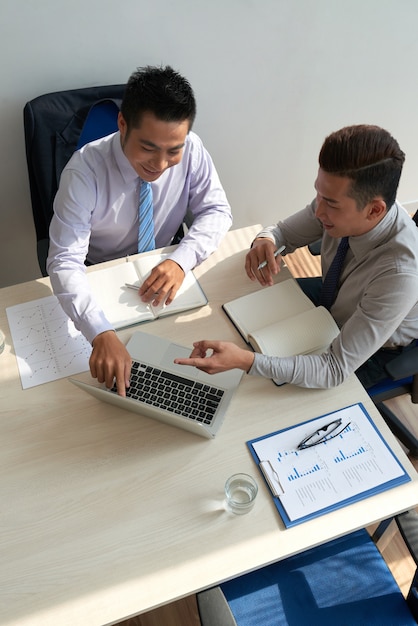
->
[90,330,132,396]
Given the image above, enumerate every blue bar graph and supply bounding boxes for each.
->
[288,463,321,481]
[277,449,300,462]
[334,446,366,463]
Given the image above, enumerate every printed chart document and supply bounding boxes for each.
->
[6,296,91,389]
[248,403,410,527]
[87,253,207,329]
[223,279,339,357]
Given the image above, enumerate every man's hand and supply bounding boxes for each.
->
[245,238,283,286]
[89,330,132,396]
[174,340,255,374]
[139,259,185,306]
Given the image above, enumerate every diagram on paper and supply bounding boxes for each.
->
[251,404,406,521]
[6,295,91,388]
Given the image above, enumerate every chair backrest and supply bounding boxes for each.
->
[368,342,418,403]
[76,99,121,150]
[23,84,126,275]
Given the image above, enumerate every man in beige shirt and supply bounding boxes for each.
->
[175,125,418,389]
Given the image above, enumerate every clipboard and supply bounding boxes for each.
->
[247,403,410,528]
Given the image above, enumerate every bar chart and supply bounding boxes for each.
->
[250,403,408,524]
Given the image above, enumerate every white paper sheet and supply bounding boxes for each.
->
[6,296,91,389]
[251,404,406,522]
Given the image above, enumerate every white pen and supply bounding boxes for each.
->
[257,245,286,270]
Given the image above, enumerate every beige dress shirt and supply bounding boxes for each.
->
[249,201,418,388]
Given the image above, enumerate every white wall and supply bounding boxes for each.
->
[1,0,418,287]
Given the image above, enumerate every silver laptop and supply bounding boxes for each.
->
[70,329,243,438]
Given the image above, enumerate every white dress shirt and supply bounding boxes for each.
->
[47,131,232,343]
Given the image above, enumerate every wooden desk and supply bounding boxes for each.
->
[1,225,417,626]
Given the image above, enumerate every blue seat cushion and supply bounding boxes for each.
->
[76,99,120,149]
[220,529,414,626]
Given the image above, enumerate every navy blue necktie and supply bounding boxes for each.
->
[320,237,349,310]
[137,180,155,253]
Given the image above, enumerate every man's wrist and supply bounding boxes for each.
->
[242,351,255,373]
[251,236,275,248]
[92,329,116,347]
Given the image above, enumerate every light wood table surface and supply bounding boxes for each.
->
[1,225,417,626]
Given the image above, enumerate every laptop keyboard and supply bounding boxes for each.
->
[110,360,225,425]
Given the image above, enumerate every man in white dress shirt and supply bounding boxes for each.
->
[47,65,232,395]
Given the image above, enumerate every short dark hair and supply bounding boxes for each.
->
[318,125,405,209]
[120,65,196,131]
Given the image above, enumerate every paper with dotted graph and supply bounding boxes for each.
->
[6,295,91,389]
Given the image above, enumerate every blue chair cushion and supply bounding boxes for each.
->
[220,529,414,626]
[76,99,120,149]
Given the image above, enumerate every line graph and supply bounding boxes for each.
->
[6,295,91,388]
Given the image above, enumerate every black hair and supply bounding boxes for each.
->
[319,125,405,208]
[120,65,196,131]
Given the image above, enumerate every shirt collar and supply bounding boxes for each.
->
[111,131,139,184]
[348,203,399,258]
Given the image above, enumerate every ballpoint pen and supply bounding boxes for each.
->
[257,245,286,270]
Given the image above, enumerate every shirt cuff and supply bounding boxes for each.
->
[167,246,197,275]
[248,352,290,386]
[79,313,114,345]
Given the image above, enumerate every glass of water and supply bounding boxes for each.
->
[225,473,258,514]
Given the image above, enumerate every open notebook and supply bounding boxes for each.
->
[222,279,340,386]
[70,330,243,439]
[87,252,208,329]
[223,279,340,358]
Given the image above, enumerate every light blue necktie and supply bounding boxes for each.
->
[320,236,349,310]
[137,180,155,253]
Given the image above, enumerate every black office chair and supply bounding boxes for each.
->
[197,509,418,625]
[367,348,418,456]
[23,84,126,276]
